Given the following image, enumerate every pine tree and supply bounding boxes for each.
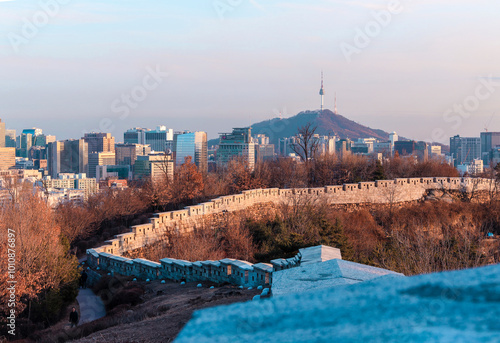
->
[318,218,354,260]
[373,159,386,181]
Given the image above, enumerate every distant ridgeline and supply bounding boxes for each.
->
[86,177,493,287]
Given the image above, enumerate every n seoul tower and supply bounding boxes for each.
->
[319,71,325,113]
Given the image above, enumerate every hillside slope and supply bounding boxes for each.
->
[209,109,393,146]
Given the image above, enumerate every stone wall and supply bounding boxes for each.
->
[86,177,494,285]
[83,268,102,287]
[88,250,275,287]
[86,246,337,288]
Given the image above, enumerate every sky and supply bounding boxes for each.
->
[0,0,499,144]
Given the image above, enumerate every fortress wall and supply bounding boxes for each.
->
[86,177,494,283]
[87,249,274,287]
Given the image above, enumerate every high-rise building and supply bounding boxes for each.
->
[124,126,173,152]
[22,128,42,137]
[336,139,352,159]
[254,134,269,145]
[217,127,255,170]
[480,132,500,166]
[253,134,276,161]
[145,126,173,152]
[0,119,5,148]
[414,141,429,162]
[47,142,61,177]
[255,144,275,162]
[32,134,45,147]
[124,128,147,145]
[88,152,116,178]
[33,134,56,147]
[394,140,414,156]
[318,135,337,156]
[394,140,429,162]
[28,146,48,169]
[135,153,173,182]
[389,132,398,155]
[17,133,32,158]
[47,140,88,177]
[83,132,115,153]
[115,143,151,166]
[28,146,47,161]
[5,129,16,148]
[449,135,461,166]
[450,135,481,167]
[279,136,299,157]
[83,132,115,178]
[488,148,500,167]
[15,128,51,154]
[0,148,15,170]
[173,131,208,172]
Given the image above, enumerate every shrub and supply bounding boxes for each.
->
[107,287,144,310]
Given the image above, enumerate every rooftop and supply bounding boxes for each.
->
[272,259,403,296]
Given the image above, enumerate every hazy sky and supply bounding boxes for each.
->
[1,0,499,143]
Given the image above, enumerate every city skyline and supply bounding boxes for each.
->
[1,1,499,143]
[3,2,500,340]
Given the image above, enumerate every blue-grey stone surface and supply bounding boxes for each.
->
[175,264,500,343]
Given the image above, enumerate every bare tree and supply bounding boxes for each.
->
[55,202,96,243]
[458,177,481,203]
[152,151,175,184]
[485,164,500,204]
[0,186,78,319]
[141,151,175,211]
[380,182,401,230]
[385,223,485,275]
[291,123,320,164]
[1,173,28,204]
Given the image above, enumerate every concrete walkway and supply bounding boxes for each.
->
[76,288,106,324]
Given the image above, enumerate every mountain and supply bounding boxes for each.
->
[209,109,395,146]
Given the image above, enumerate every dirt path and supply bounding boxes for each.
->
[30,288,106,341]
[76,288,106,324]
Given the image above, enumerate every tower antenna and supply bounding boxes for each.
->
[334,92,338,114]
[319,71,325,113]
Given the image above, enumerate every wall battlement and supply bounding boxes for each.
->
[86,177,494,285]
[87,245,337,288]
